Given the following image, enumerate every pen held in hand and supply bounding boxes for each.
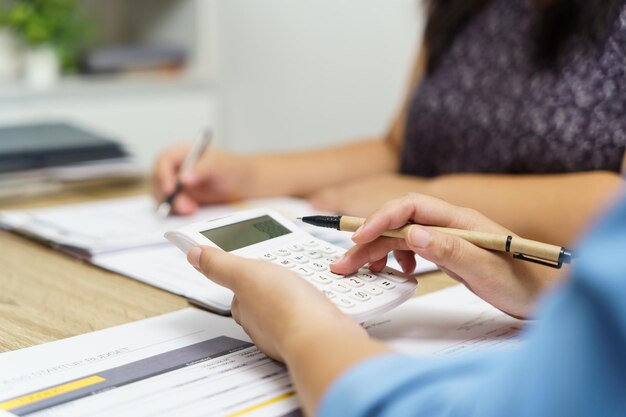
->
[155,182,183,218]
[298,215,573,269]
[156,129,213,219]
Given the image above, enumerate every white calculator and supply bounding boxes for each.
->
[165,209,417,323]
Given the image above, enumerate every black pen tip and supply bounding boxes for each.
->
[298,215,341,230]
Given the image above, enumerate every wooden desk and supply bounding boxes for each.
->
[0,186,457,353]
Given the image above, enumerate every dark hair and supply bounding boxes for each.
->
[424,0,624,73]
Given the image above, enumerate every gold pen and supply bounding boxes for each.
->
[299,215,573,269]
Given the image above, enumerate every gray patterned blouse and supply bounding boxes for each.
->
[401,0,626,177]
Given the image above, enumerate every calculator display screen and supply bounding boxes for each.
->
[201,215,292,252]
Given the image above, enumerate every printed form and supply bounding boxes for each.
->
[366,285,524,356]
[0,309,300,417]
[0,287,522,416]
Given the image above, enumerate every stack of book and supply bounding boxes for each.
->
[0,121,140,199]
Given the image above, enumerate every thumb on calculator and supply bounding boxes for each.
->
[185,245,364,362]
[186,245,332,312]
[187,246,246,290]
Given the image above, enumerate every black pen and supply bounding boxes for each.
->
[299,215,573,269]
[156,129,213,218]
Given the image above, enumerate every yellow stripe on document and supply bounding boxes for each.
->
[0,375,105,411]
[226,391,296,417]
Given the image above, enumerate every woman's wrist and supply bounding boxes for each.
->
[237,155,278,198]
[278,315,391,416]
[279,314,373,363]
[243,154,299,197]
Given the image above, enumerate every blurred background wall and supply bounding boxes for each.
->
[0,0,423,168]
[215,0,422,153]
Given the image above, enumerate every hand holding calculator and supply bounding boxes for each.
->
[165,209,417,322]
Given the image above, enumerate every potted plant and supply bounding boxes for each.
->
[0,0,91,89]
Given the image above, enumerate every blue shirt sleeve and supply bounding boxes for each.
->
[319,193,626,417]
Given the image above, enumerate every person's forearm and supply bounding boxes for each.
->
[281,324,390,417]
[246,139,398,197]
[424,171,623,245]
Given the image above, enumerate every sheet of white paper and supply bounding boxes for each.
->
[0,309,301,417]
[93,246,234,314]
[0,196,238,254]
[365,285,525,357]
[386,255,438,277]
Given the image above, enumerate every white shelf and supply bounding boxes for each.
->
[0,75,212,104]
[0,0,215,104]
[0,0,216,171]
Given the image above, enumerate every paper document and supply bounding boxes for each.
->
[0,196,237,256]
[0,288,523,416]
[0,195,436,313]
[0,196,354,256]
[0,159,140,201]
[0,309,300,417]
[93,245,235,313]
[365,285,524,356]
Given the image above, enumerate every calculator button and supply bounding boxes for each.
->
[323,257,340,264]
[377,280,396,290]
[321,289,336,300]
[345,277,364,288]
[303,239,320,248]
[311,274,332,285]
[320,245,337,254]
[290,255,309,264]
[365,285,383,296]
[295,267,313,277]
[304,250,323,259]
[356,270,377,282]
[329,282,351,293]
[334,298,355,308]
[381,270,408,283]
[308,261,327,272]
[259,253,277,261]
[273,249,291,257]
[323,272,342,281]
[350,291,371,302]
[287,243,304,252]
[275,259,296,269]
